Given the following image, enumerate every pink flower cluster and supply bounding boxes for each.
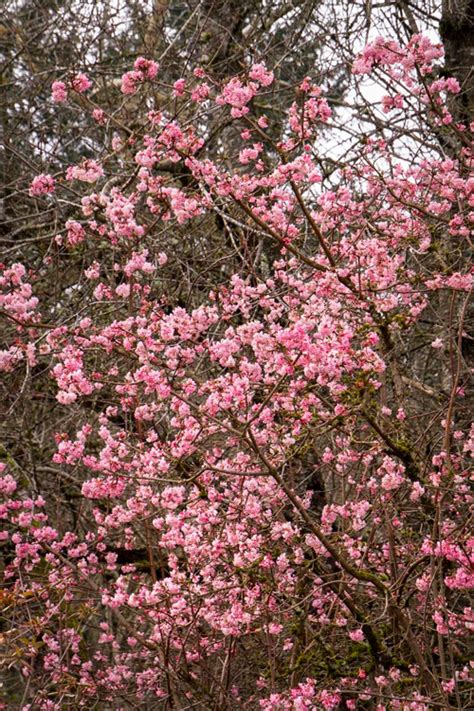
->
[51,72,92,103]
[0,262,39,323]
[29,173,55,196]
[121,57,159,95]
[288,86,332,139]
[66,159,104,183]
[353,34,443,76]
[216,65,272,118]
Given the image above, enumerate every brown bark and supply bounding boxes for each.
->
[440,0,474,124]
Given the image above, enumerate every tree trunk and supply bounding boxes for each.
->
[440,0,474,124]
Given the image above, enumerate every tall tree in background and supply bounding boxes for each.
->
[440,0,474,124]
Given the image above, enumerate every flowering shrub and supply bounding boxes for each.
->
[1,36,473,710]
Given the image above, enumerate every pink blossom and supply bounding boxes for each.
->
[29,174,55,196]
[191,83,210,102]
[115,283,131,298]
[217,77,257,118]
[51,80,68,103]
[121,58,159,94]
[84,262,100,279]
[66,159,104,183]
[92,108,106,124]
[173,78,186,97]
[70,72,92,93]
[133,57,159,79]
[121,70,140,95]
[249,63,274,87]
[0,473,17,495]
[65,220,86,246]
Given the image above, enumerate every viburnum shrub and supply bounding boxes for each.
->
[1,35,472,710]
